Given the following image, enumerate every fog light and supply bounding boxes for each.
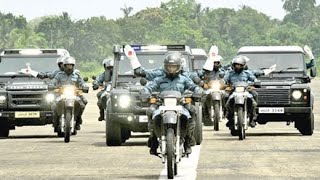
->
[127,116,133,121]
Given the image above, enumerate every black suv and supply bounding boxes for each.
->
[0,49,69,137]
[238,46,316,135]
[106,45,202,146]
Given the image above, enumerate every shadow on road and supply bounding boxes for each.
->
[247,132,301,136]
[120,175,158,179]
[2,135,58,139]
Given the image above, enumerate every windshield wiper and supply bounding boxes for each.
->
[278,67,300,73]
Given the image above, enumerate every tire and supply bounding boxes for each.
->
[121,127,131,143]
[167,128,175,179]
[236,106,245,140]
[194,102,203,145]
[298,112,314,136]
[0,119,10,138]
[64,110,72,143]
[213,101,220,131]
[106,114,122,146]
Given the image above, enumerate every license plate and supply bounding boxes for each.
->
[258,108,284,114]
[15,111,40,118]
[139,116,148,123]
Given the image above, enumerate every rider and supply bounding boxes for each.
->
[198,46,225,122]
[124,45,201,84]
[51,56,88,131]
[92,58,114,121]
[223,55,258,128]
[139,51,203,155]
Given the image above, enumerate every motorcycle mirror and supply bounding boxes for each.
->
[92,76,96,80]
[82,86,89,93]
[219,73,224,79]
[140,78,148,86]
[83,77,89,82]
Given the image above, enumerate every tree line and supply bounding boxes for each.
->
[0,0,319,73]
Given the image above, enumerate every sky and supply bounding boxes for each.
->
[0,0,317,21]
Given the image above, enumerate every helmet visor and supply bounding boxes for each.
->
[164,64,180,74]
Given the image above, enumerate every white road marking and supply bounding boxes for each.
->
[159,145,201,180]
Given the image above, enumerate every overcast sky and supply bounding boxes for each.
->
[0,0,318,21]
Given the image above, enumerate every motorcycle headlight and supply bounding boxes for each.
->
[46,93,55,102]
[235,87,245,92]
[119,95,131,108]
[210,82,221,92]
[63,86,76,97]
[0,95,6,104]
[292,90,302,100]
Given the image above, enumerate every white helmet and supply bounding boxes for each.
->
[63,56,76,65]
[56,56,67,65]
[102,59,114,68]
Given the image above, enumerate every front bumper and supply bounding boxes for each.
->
[256,107,312,121]
[0,111,53,126]
[109,113,148,132]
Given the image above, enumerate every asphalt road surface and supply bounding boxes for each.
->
[1,80,320,180]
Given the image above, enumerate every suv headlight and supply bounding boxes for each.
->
[119,95,131,108]
[0,95,6,104]
[46,93,55,102]
[292,90,302,100]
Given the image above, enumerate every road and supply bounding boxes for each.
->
[1,80,320,180]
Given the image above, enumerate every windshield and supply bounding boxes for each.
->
[193,55,207,70]
[118,53,190,75]
[0,57,58,75]
[241,53,305,72]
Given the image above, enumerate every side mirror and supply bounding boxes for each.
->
[310,66,317,78]
[83,77,88,82]
[113,45,121,53]
[92,76,96,80]
[82,86,89,93]
[140,78,148,86]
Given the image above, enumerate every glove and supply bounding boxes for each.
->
[92,84,99,90]
[124,45,141,69]
[304,45,314,59]
[203,83,209,89]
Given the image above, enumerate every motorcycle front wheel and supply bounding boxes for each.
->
[64,109,72,143]
[236,106,245,140]
[166,128,175,179]
[213,102,220,131]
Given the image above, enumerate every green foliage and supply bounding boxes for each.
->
[1,0,320,73]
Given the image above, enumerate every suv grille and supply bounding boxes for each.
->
[9,92,44,108]
[256,88,290,106]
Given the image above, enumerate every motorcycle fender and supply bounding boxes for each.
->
[163,111,177,124]
[211,92,221,100]
[65,99,75,108]
[234,95,245,105]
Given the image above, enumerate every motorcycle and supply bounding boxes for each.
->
[227,82,253,140]
[205,80,224,131]
[150,90,194,179]
[53,85,89,143]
